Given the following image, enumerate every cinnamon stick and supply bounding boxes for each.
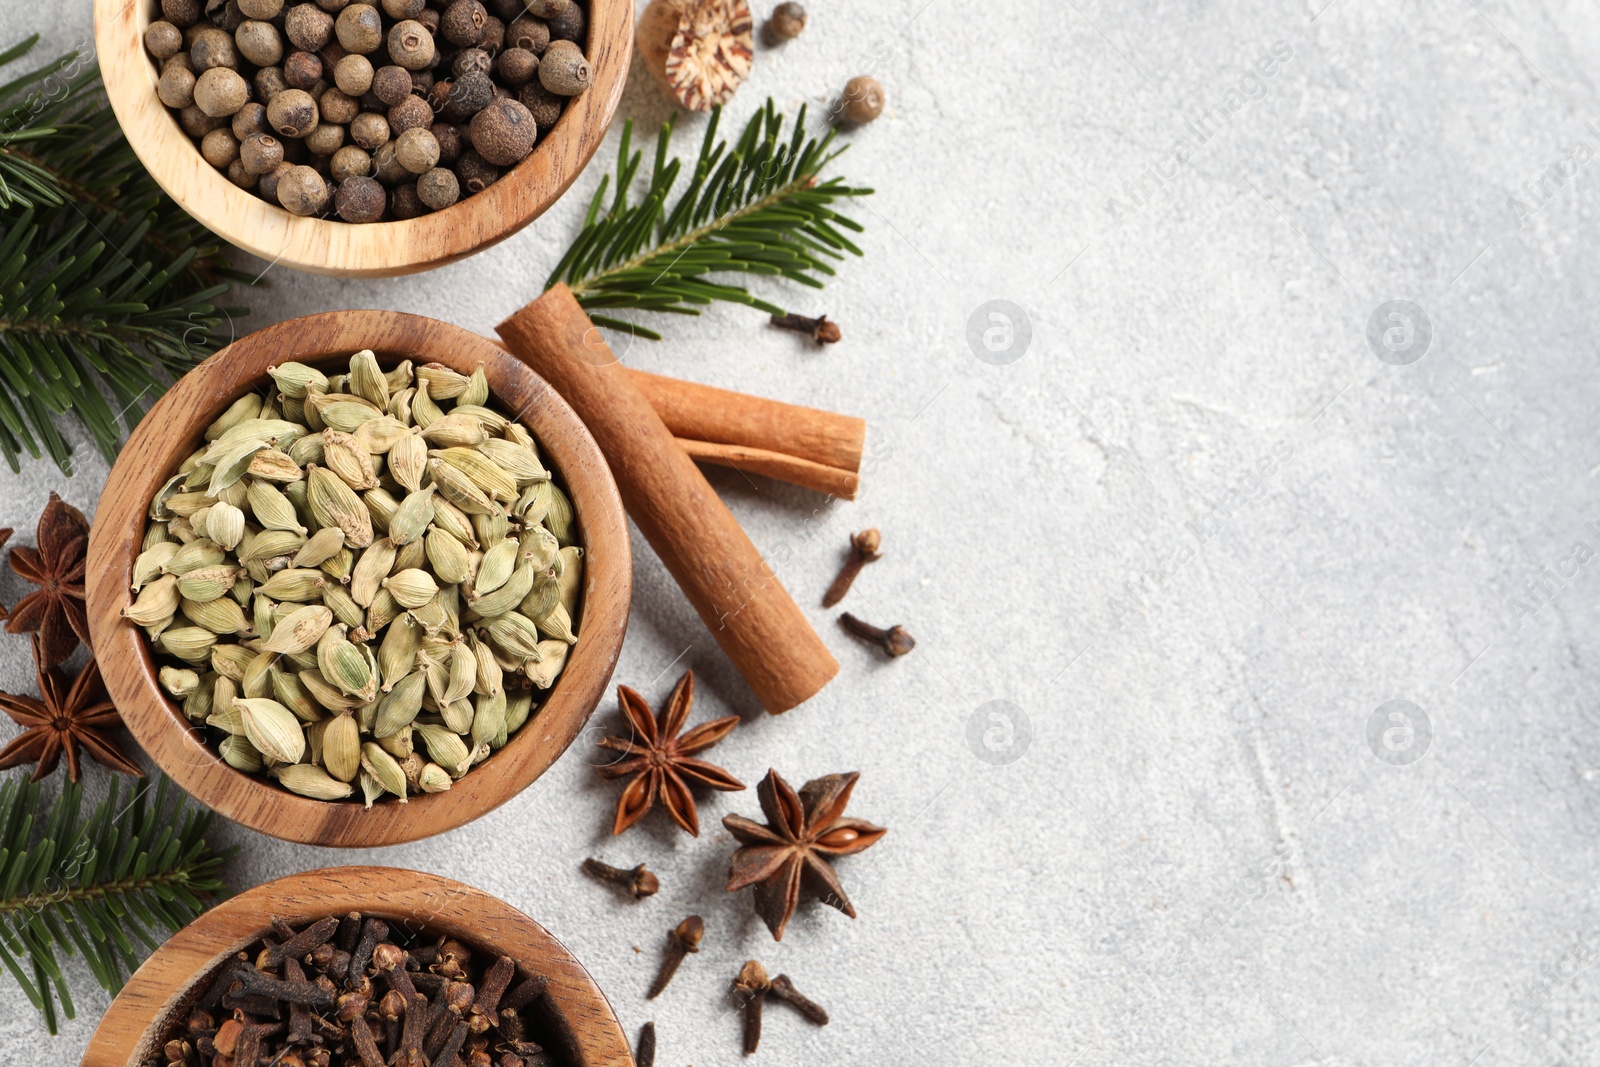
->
[497,285,838,713]
[675,438,859,499]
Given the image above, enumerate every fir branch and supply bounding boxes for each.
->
[0,35,248,475]
[547,100,872,340]
[0,774,233,1034]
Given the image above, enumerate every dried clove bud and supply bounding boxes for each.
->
[837,612,915,657]
[647,916,704,999]
[821,528,881,607]
[769,311,841,344]
[581,857,660,899]
[732,960,770,1055]
[634,1021,656,1067]
[768,974,829,1026]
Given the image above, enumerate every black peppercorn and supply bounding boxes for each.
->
[283,50,323,89]
[284,4,335,51]
[334,176,386,222]
[440,1,489,47]
[455,150,499,193]
[162,0,202,27]
[546,3,583,44]
[390,181,426,218]
[468,98,534,166]
[276,164,329,215]
[145,21,184,59]
[416,165,459,210]
[516,79,561,128]
[370,63,413,105]
[505,16,549,54]
[452,48,492,77]
[439,69,492,122]
[239,132,285,176]
[495,47,536,86]
[386,93,432,134]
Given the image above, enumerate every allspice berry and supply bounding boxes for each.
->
[766,2,807,41]
[161,0,202,27]
[371,141,410,184]
[330,144,372,182]
[350,111,391,150]
[495,47,537,86]
[194,67,249,118]
[240,132,284,175]
[254,65,289,100]
[157,62,197,109]
[334,176,386,222]
[416,166,460,210]
[144,21,184,60]
[394,126,439,173]
[267,88,320,137]
[388,20,436,71]
[235,20,284,67]
[304,123,345,156]
[439,70,492,122]
[839,75,884,125]
[179,105,224,138]
[382,0,424,16]
[238,0,284,17]
[285,4,335,51]
[200,127,240,168]
[226,158,257,188]
[334,53,374,96]
[189,28,239,71]
[517,80,562,128]
[455,150,499,193]
[432,123,463,164]
[536,39,589,96]
[335,4,385,54]
[232,101,269,139]
[387,94,433,135]
[440,0,488,47]
[276,164,329,215]
[469,98,535,166]
[479,15,505,53]
[505,16,549,54]
[390,182,426,219]
[283,49,324,89]
[320,87,360,125]
[452,48,492,77]
[546,3,583,43]
[258,160,295,202]
[370,64,413,105]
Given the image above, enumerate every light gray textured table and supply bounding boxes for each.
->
[4,1,1600,1064]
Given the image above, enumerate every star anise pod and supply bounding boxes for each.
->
[0,636,142,782]
[6,492,90,667]
[596,670,744,836]
[723,769,887,941]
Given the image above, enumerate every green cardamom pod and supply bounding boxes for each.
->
[473,560,536,620]
[176,565,240,604]
[378,614,422,691]
[269,361,330,399]
[442,641,477,706]
[293,527,346,567]
[205,392,264,441]
[322,429,379,491]
[123,573,180,626]
[322,712,362,782]
[299,669,365,711]
[373,671,426,737]
[432,446,517,503]
[393,533,427,575]
[259,567,328,603]
[318,624,374,698]
[207,692,246,735]
[319,547,356,582]
[158,625,218,664]
[210,642,255,682]
[322,583,365,631]
[273,763,356,800]
[484,613,542,662]
[220,734,264,772]
[360,742,408,802]
[365,588,402,634]
[535,602,577,645]
[238,528,307,564]
[180,595,253,636]
[349,350,390,409]
[131,542,179,592]
[364,486,401,533]
[359,769,384,808]
[467,631,502,697]
[457,364,489,407]
[307,466,374,548]
[412,379,445,429]
[166,540,226,576]
[287,429,326,469]
[387,484,436,546]
[414,722,471,776]
[525,639,571,689]
[430,495,478,547]
[205,502,246,551]
[383,568,438,610]
[260,604,333,654]
[427,458,496,515]
[420,413,490,450]
[424,526,471,585]
[237,697,307,764]
[480,437,549,484]
[518,571,560,624]
[471,686,505,749]
[418,762,452,793]
[504,690,533,738]
[514,480,553,525]
[241,650,277,699]
[439,698,475,736]
[269,666,323,722]
[159,666,201,697]
[417,363,470,399]
[544,483,577,547]
[556,547,583,616]
[354,415,410,455]
[389,431,427,492]
[247,448,305,483]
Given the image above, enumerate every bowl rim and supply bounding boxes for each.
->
[85,310,632,848]
[79,866,634,1067]
[92,0,633,278]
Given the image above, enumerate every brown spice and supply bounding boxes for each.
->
[580,857,661,899]
[0,637,142,782]
[821,528,881,607]
[837,612,915,657]
[6,492,89,667]
[646,915,703,998]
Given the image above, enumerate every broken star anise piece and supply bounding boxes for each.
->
[723,768,887,941]
[0,636,142,782]
[6,492,90,667]
[596,670,745,837]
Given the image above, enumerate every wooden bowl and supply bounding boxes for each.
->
[93,0,632,277]
[85,311,632,847]
[81,867,634,1067]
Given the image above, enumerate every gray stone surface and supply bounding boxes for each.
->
[3,0,1600,1063]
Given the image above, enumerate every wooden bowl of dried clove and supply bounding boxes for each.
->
[84,310,632,848]
[92,0,632,276]
[80,867,633,1067]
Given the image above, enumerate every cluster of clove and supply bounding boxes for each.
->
[149,913,550,1067]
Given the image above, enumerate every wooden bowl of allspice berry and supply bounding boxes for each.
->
[83,310,632,848]
[93,0,632,276]
[80,867,634,1067]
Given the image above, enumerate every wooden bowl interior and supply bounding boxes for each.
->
[92,0,632,276]
[80,867,633,1067]
[85,311,630,848]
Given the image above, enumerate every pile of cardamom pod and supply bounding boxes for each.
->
[125,350,581,805]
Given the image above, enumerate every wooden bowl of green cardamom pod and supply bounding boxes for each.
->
[84,310,632,848]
